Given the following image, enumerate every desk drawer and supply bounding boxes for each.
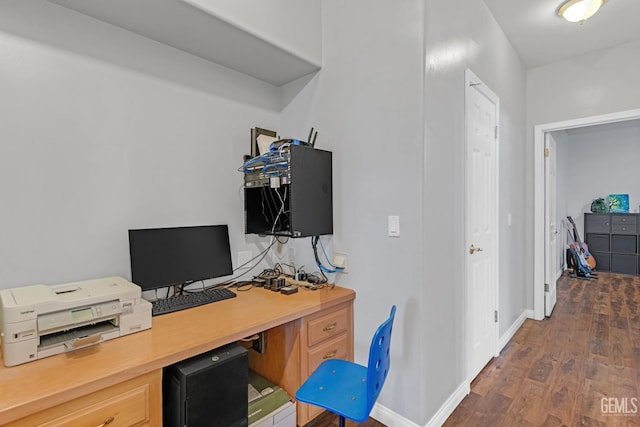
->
[297,301,353,426]
[306,307,349,347]
[302,334,348,422]
[305,334,349,376]
[12,370,161,427]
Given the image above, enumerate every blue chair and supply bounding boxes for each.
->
[296,306,396,427]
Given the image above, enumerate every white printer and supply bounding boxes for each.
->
[0,276,152,367]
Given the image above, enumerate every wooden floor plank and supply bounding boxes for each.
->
[445,271,640,426]
[314,272,640,427]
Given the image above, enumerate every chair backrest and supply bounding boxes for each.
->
[365,305,396,412]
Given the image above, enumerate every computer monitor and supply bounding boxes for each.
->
[128,224,233,291]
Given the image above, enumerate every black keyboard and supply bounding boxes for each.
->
[151,287,236,316]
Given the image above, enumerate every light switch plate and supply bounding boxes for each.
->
[388,215,400,237]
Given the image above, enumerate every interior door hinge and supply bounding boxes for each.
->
[544,283,549,292]
[494,125,498,139]
[494,310,498,323]
[544,147,550,157]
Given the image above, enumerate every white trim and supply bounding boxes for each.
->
[370,311,530,427]
[371,381,471,427]
[498,310,528,352]
[424,381,470,427]
[555,267,563,281]
[371,402,421,427]
[533,108,640,320]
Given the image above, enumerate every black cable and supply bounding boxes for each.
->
[219,237,278,284]
[266,187,280,226]
[276,235,290,244]
[261,186,275,225]
[310,236,329,283]
[234,281,255,292]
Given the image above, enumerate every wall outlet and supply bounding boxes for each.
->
[333,253,349,273]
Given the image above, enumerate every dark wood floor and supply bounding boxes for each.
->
[307,272,640,427]
[444,271,640,426]
[304,410,385,427]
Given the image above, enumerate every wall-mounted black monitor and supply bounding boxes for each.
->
[128,225,233,291]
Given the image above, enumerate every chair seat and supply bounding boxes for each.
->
[295,359,370,422]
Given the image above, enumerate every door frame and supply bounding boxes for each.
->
[544,132,558,317]
[533,108,640,320]
[464,68,500,380]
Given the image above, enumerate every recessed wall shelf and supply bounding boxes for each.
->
[47,0,321,86]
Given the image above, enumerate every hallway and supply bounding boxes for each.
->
[444,272,640,426]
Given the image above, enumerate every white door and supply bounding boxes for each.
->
[544,133,558,316]
[465,69,499,381]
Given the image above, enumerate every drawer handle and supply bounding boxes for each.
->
[323,349,338,359]
[323,322,337,332]
[97,416,114,427]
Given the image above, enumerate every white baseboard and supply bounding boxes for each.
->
[371,402,420,427]
[555,268,563,280]
[370,380,469,427]
[424,381,470,427]
[370,310,533,427]
[498,309,528,352]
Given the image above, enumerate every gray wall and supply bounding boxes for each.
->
[421,0,527,423]
[565,123,640,216]
[1,1,529,426]
[280,0,425,421]
[553,121,640,257]
[281,0,527,424]
[526,39,640,308]
[0,0,280,288]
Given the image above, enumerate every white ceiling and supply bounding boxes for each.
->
[483,0,640,68]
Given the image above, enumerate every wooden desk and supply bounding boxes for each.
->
[0,285,355,426]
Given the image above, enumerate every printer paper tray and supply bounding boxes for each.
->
[39,321,118,351]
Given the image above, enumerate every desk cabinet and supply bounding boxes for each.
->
[248,300,354,426]
[0,285,355,427]
[585,213,640,275]
[9,370,162,427]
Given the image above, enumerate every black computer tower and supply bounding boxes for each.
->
[244,145,333,237]
[163,344,248,427]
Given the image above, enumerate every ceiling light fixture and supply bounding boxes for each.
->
[558,0,607,23]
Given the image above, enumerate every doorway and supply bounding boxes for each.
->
[464,69,500,381]
[544,132,558,316]
[533,108,640,320]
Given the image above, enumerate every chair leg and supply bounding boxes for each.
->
[339,415,345,427]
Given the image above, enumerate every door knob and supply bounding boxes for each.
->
[469,244,483,254]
